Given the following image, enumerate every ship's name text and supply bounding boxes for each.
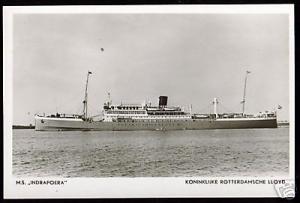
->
[16,180,67,186]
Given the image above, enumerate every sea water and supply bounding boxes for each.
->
[12,127,289,177]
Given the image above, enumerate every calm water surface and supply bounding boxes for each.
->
[13,128,289,177]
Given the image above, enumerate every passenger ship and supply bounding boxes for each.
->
[34,71,278,131]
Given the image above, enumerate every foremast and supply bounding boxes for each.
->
[82,71,92,120]
[241,70,251,116]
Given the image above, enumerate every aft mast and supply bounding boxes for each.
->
[213,98,218,118]
[241,70,251,116]
[83,71,92,120]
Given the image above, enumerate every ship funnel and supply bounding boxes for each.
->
[159,96,168,108]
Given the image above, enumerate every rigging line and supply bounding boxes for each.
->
[53,92,84,114]
[89,105,101,117]
[198,103,213,113]
[63,100,82,115]
[90,114,103,118]
[75,103,83,115]
[69,98,83,112]
[231,102,244,113]
[218,102,235,113]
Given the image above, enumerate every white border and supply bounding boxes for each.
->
[2,5,294,14]
[288,6,295,183]
[3,5,295,198]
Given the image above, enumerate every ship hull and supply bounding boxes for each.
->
[35,116,277,131]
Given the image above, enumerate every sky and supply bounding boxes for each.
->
[13,14,290,125]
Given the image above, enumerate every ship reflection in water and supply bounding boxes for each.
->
[13,128,289,177]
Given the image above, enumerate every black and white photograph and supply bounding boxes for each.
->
[3,5,294,198]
